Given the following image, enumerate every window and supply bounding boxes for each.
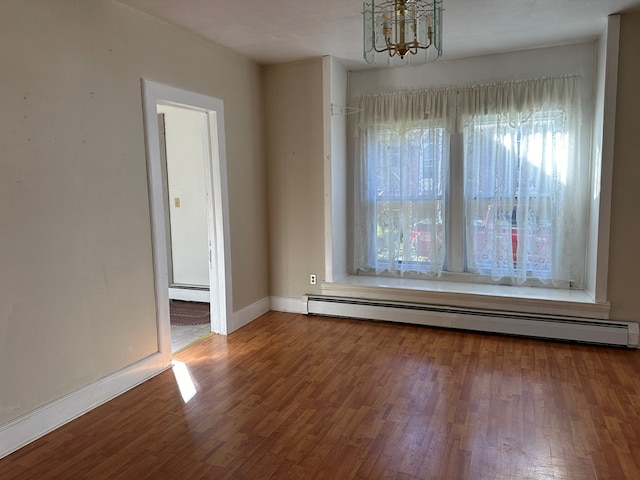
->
[353,89,450,277]
[367,124,446,274]
[353,76,587,288]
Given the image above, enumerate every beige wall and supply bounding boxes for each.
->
[0,0,267,425]
[1,0,637,438]
[608,12,640,321]
[263,15,640,324]
[264,59,325,298]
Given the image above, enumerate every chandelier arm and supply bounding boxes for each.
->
[374,46,393,53]
[413,43,431,51]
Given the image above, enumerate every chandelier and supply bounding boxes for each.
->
[363,0,443,66]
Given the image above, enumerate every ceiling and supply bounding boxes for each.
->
[116,0,640,69]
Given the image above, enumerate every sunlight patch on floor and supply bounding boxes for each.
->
[171,360,196,403]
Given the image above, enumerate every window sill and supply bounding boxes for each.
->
[322,275,610,320]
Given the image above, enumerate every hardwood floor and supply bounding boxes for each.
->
[3,311,640,479]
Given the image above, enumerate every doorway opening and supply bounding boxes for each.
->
[158,106,211,352]
[141,79,233,362]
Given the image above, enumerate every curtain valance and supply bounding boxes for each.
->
[356,88,453,132]
[356,75,580,133]
[456,75,581,129]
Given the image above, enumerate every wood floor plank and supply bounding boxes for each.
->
[2,311,640,479]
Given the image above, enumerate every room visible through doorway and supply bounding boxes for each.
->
[157,104,212,353]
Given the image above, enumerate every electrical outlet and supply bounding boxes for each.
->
[310,274,317,285]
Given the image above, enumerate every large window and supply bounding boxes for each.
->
[364,124,446,274]
[353,76,587,288]
[353,89,450,277]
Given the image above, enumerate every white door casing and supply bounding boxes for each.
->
[141,79,233,362]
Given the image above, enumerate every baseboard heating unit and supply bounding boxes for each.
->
[302,295,639,347]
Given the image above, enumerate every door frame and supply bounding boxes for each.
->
[141,79,233,360]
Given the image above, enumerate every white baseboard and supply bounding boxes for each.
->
[0,352,169,460]
[169,287,209,302]
[229,296,270,333]
[304,295,639,347]
[270,296,305,314]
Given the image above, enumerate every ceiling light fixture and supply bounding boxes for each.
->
[363,0,443,66]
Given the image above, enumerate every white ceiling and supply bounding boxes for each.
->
[117,0,640,69]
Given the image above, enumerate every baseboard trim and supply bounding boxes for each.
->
[270,296,306,314]
[229,296,270,333]
[168,287,209,302]
[304,294,639,347]
[0,352,169,460]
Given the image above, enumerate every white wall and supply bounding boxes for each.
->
[323,57,349,283]
[587,18,619,303]
[350,42,596,95]
[158,104,210,288]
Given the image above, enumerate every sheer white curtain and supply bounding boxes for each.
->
[353,90,451,276]
[461,76,586,286]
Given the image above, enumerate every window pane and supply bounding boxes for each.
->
[464,111,567,283]
[360,124,446,275]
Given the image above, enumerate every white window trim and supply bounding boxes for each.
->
[321,22,619,320]
[321,275,610,320]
